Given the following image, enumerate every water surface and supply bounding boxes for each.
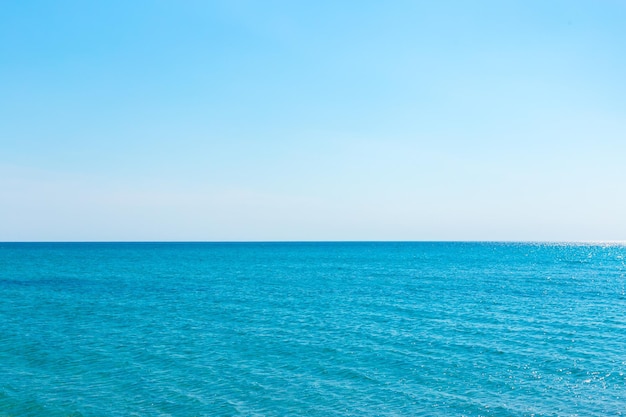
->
[1,242,625,416]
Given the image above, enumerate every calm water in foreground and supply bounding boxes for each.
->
[1,242,625,416]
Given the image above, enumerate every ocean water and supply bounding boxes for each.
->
[1,242,625,416]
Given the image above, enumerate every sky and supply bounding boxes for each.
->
[1,0,625,241]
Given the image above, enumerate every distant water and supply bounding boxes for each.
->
[1,242,625,416]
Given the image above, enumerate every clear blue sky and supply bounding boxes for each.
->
[1,1,625,241]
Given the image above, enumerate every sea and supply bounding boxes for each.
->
[1,242,625,416]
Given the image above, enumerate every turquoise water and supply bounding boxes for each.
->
[1,242,625,416]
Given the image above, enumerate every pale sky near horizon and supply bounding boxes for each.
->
[1,1,625,241]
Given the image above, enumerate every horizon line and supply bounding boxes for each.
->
[1,240,625,244]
